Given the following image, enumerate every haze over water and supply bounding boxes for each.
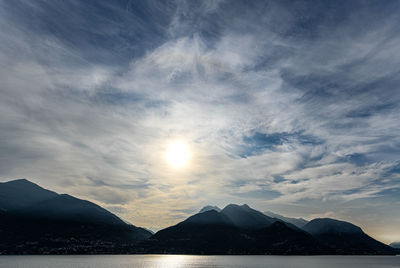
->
[1,255,400,268]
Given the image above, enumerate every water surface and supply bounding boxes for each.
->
[0,255,399,268]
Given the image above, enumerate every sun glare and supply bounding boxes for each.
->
[165,141,190,169]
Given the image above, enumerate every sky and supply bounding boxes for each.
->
[1,0,400,244]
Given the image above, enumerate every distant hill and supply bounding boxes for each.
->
[264,211,308,228]
[390,241,400,248]
[0,179,152,254]
[302,218,362,235]
[302,218,395,255]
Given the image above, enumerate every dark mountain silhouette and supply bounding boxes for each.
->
[0,210,151,254]
[141,210,325,255]
[221,204,274,229]
[390,242,400,254]
[220,204,302,232]
[303,218,362,235]
[264,211,308,228]
[0,179,58,211]
[0,179,396,255]
[302,218,395,255]
[390,241,400,248]
[199,205,221,213]
[140,206,395,255]
[0,179,152,254]
[184,210,233,225]
[14,194,125,225]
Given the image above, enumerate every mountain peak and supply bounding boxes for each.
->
[223,203,241,210]
[4,178,32,184]
[183,210,232,226]
[221,203,274,229]
[223,203,250,208]
[222,204,254,211]
[0,178,58,211]
[199,205,221,213]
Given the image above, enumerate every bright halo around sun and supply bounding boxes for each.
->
[165,141,190,169]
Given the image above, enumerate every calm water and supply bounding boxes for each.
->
[0,255,399,268]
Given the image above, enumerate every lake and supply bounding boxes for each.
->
[0,255,399,268]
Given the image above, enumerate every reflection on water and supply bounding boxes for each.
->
[0,255,399,268]
[150,255,194,268]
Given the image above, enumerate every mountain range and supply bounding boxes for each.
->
[0,179,397,255]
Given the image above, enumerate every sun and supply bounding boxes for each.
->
[165,141,190,169]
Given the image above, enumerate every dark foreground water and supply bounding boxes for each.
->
[0,255,399,268]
